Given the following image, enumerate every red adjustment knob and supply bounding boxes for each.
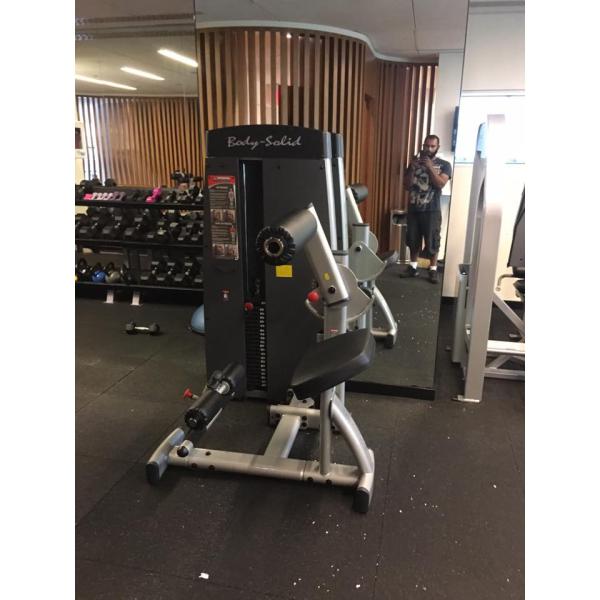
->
[307,290,320,303]
[244,302,254,312]
[183,388,193,399]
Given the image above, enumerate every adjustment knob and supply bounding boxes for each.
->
[183,388,193,400]
[307,290,320,303]
[244,302,254,312]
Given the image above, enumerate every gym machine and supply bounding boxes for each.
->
[147,205,376,512]
[451,115,525,403]
[329,134,398,348]
[202,125,340,403]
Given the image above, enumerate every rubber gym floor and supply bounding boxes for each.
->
[75,296,524,600]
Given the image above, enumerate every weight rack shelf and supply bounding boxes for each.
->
[75,281,203,293]
[76,188,205,304]
[75,238,204,251]
[76,200,204,210]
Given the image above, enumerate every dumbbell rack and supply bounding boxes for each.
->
[75,196,204,306]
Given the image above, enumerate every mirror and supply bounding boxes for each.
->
[75,1,198,186]
[75,0,472,400]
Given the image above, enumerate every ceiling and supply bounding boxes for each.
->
[75,0,476,96]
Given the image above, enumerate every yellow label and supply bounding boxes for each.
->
[275,264,293,278]
[323,272,330,281]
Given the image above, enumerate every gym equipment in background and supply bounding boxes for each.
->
[75,182,204,304]
[328,133,398,348]
[451,115,524,403]
[147,205,376,513]
[344,184,398,348]
[125,321,160,335]
[203,124,339,403]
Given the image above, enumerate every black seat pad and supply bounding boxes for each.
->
[291,329,375,399]
[512,266,525,278]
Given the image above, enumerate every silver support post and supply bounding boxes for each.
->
[330,397,374,475]
[371,287,398,339]
[319,388,333,475]
[105,289,115,304]
[452,269,469,364]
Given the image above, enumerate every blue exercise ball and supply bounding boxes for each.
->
[190,304,205,334]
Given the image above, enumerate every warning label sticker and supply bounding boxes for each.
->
[207,175,239,260]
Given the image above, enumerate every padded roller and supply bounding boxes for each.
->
[349,183,368,204]
[256,208,317,265]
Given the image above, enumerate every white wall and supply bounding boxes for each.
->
[432,51,464,160]
[443,5,525,299]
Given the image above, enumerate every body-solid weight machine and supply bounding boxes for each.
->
[147,205,376,512]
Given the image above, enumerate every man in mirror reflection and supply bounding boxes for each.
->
[402,134,452,283]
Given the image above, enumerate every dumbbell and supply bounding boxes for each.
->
[173,257,198,286]
[155,259,181,285]
[140,258,166,284]
[100,208,130,239]
[104,262,122,284]
[86,207,112,238]
[120,264,136,284]
[145,187,165,204]
[125,322,160,336]
[75,213,90,236]
[123,210,156,241]
[145,218,169,243]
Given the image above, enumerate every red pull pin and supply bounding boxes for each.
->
[307,290,320,303]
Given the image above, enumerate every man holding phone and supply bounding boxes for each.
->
[402,134,452,283]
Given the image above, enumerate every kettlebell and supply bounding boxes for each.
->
[91,263,106,283]
[105,262,122,284]
[76,258,92,281]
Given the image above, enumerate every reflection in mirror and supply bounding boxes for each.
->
[75,1,198,186]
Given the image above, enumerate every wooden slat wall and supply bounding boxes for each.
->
[77,33,436,251]
[366,62,437,248]
[196,28,366,184]
[76,95,202,186]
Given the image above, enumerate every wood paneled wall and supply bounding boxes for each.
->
[364,62,438,248]
[76,95,202,186]
[76,34,436,249]
[196,28,366,185]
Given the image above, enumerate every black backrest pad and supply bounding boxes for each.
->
[290,329,376,399]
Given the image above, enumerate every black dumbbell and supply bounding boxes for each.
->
[140,259,166,284]
[173,257,198,286]
[155,259,181,285]
[75,213,90,236]
[120,264,136,284]
[123,210,156,241]
[125,321,160,335]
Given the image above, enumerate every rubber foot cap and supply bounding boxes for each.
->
[353,488,370,514]
[146,462,161,485]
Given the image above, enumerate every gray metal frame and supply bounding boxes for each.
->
[344,188,398,346]
[148,206,375,511]
[450,115,525,403]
